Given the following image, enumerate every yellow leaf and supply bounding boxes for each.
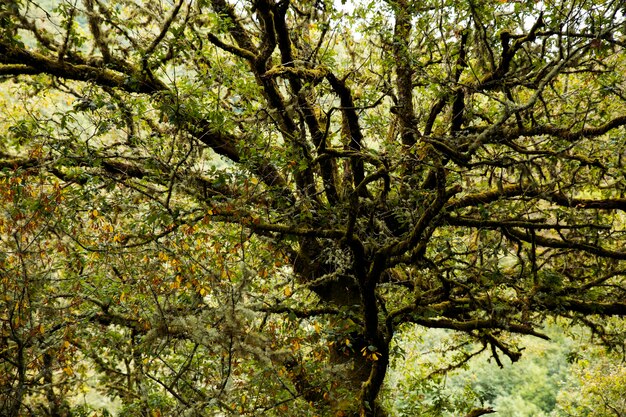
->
[284,287,293,297]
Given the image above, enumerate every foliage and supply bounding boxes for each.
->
[2,0,626,416]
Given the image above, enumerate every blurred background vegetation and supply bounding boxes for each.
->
[384,322,626,417]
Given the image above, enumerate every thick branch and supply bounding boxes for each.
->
[447,184,528,210]
[506,228,626,260]
[392,0,417,145]
[326,72,366,192]
[502,115,626,142]
[207,33,256,61]
[446,215,611,231]
[210,0,257,55]
[0,43,166,93]
[478,13,543,90]
[84,0,112,63]
[404,316,549,339]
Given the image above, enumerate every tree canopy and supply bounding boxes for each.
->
[1,0,626,416]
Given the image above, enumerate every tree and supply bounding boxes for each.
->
[2,0,626,415]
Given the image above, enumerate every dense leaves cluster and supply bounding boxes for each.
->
[1,0,626,416]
